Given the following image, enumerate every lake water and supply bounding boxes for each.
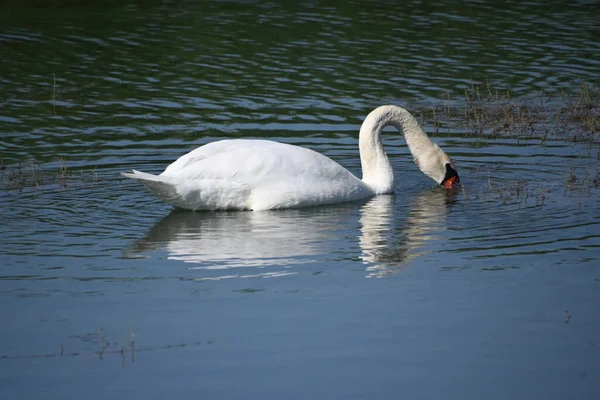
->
[1,0,599,399]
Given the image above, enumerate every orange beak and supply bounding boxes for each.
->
[443,175,459,189]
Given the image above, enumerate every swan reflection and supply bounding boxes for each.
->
[359,189,453,278]
[127,204,361,280]
[127,190,454,279]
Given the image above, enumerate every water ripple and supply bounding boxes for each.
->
[1,0,598,291]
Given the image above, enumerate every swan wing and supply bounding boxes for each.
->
[159,139,371,209]
[162,140,348,182]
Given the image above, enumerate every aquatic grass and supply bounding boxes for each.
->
[564,167,600,196]
[486,179,534,207]
[433,82,599,144]
[130,322,136,364]
[483,164,600,207]
[58,157,68,185]
[567,84,600,140]
[0,158,100,192]
[424,83,599,204]
[0,325,210,365]
[52,73,57,115]
[98,328,110,360]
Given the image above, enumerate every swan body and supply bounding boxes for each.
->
[122,105,459,211]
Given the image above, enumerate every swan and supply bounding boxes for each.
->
[121,105,459,211]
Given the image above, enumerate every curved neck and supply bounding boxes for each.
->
[359,105,434,193]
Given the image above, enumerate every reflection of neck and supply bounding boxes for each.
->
[359,195,394,270]
[359,105,434,194]
[359,190,449,278]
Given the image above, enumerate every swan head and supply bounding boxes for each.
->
[415,143,460,189]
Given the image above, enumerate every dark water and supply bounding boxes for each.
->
[1,1,600,399]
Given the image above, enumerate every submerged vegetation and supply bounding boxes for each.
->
[477,165,600,209]
[0,325,211,366]
[0,158,99,192]
[421,83,600,204]
[426,82,600,144]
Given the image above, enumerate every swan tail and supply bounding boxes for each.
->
[121,170,181,205]
[120,169,165,182]
[122,170,254,210]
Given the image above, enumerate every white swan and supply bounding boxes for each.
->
[121,105,459,211]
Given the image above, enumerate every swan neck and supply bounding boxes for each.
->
[359,105,433,194]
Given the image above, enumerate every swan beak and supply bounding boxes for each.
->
[442,175,459,189]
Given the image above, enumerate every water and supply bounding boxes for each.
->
[1,0,600,398]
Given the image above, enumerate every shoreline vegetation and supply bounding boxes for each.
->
[2,84,598,200]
